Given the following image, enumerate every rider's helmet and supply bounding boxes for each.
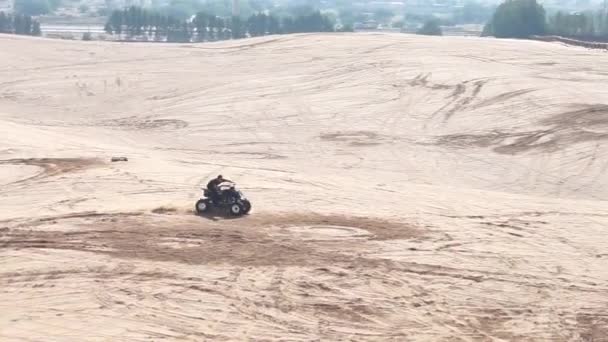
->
[217,175,223,180]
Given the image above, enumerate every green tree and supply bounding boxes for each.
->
[0,12,39,36]
[23,14,32,35]
[268,14,280,34]
[286,11,334,33]
[231,16,245,39]
[216,16,225,39]
[207,14,217,40]
[32,20,41,35]
[104,21,113,34]
[194,12,208,41]
[14,14,24,34]
[248,13,267,36]
[485,0,546,38]
[337,23,353,32]
[167,21,191,42]
[149,12,159,36]
[417,19,443,36]
[109,10,123,34]
[0,12,10,33]
[373,8,394,24]
[105,6,187,41]
[548,11,596,38]
[281,16,294,33]
[134,7,144,35]
[481,22,493,36]
[209,15,224,40]
[221,26,231,40]
[127,6,138,36]
[156,14,169,40]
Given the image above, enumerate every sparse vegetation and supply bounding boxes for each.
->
[417,19,443,36]
[0,11,42,36]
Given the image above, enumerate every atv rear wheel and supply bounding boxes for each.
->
[195,199,211,214]
[229,203,244,216]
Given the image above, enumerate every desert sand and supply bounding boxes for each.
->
[1,32,607,341]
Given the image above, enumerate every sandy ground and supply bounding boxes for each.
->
[1,33,608,341]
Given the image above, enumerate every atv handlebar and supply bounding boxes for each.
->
[200,181,236,190]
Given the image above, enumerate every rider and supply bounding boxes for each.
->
[206,175,231,204]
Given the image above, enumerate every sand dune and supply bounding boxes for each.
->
[1,33,608,341]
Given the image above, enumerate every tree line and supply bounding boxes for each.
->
[548,10,608,41]
[0,11,41,36]
[104,6,340,42]
[416,19,442,36]
[482,0,608,40]
[104,6,184,41]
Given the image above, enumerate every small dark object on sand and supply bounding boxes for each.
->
[111,157,128,162]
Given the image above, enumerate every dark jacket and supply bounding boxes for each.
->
[207,178,230,192]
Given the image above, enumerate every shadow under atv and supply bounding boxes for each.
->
[195,207,250,221]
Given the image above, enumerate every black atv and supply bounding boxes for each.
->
[195,181,251,216]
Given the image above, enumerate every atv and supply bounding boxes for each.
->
[195,181,251,216]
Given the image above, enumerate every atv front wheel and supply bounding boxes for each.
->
[195,199,211,214]
[241,200,251,214]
